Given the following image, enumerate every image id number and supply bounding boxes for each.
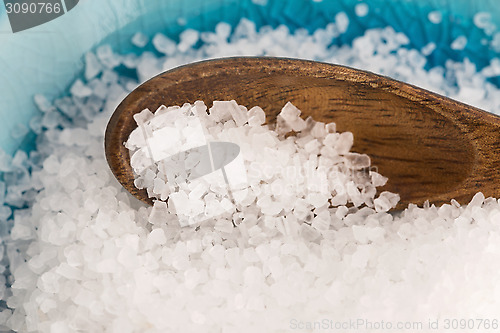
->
[5,2,61,14]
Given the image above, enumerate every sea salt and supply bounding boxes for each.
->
[131,32,149,48]
[451,35,467,50]
[474,12,496,35]
[70,80,93,98]
[354,3,369,17]
[84,52,102,80]
[152,33,177,55]
[2,14,500,333]
[428,11,442,24]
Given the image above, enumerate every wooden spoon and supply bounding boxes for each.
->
[104,57,500,209]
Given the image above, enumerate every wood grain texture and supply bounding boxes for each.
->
[104,57,500,209]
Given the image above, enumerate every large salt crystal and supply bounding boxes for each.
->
[213,101,248,127]
[300,223,321,241]
[355,3,369,17]
[474,12,495,34]
[344,153,370,169]
[306,192,329,208]
[351,244,371,268]
[335,12,349,33]
[70,80,93,98]
[421,42,437,56]
[370,171,388,187]
[0,150,13,172]
[335,132,354,154]
[10,221,33,240]
[451,36,467,50]
[132,32,149,48]
[137,52,162,83]
[277,102,307,132]
[247,106,266,126]
[96,44,121,69]
[428,11,442,24]
[178,29,199,52]
[34,94,53,113]
[84,52,102,80]
[184,268,201,289]
[147,126,182,161]
[153,33,177,55]
[37,271,60,293]
[374,191,400,212]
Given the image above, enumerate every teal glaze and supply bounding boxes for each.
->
[1,0,500,155]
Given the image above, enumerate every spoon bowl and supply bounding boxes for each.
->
[105,57,500,209]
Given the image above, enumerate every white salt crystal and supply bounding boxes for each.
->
[178,29,199,52]
[311,215,330,231]
[278,102,307,132]
[374,191,400,212]
[37,271,60,293]
[10,222,33,240]
[137,52,162,83]
[345,153,370,169]
[325,123,336,133]
[50,321,70,333]
[184,268,201,289]
[132,32,149,48]
[84,52,102,80]
[186,239,202,254]
[7,17,500,333]
[421,42,436,56]
[243,266,263,286]
[0,150,13,173]
[351,244,371,268]
[468,192,485,208]
[153,33,177,55]
[355,3,369,17]
[306,192,328,208]
[231,18,257,40]
[213,100,248,126]
[304,139,319,154]
[267,256,283,279]
[300,223,321,241]
[96,44,121,68]
[335,132,354,154]
[28,115,43,134]
[491,32,500,52]
[335,12,349,33]
[243,248,259,263]
[451,36,467,50]
[34,94,53,113]
[148,201,168,225]
[42,155,60,174]
[146,228,167,248]
[428,11,442,24]
[474,12,494,33]
[214,219,234,234]
[133,108,154,125]
[70,80,93,98]
[310,122,327,138]
[55,263,81,280]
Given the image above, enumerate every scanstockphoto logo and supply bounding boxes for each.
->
[3,0,79,33]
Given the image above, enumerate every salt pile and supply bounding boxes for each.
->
[126,100,399,228]
[1,13,500,333]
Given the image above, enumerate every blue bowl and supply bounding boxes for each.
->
[1,0,499,155]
